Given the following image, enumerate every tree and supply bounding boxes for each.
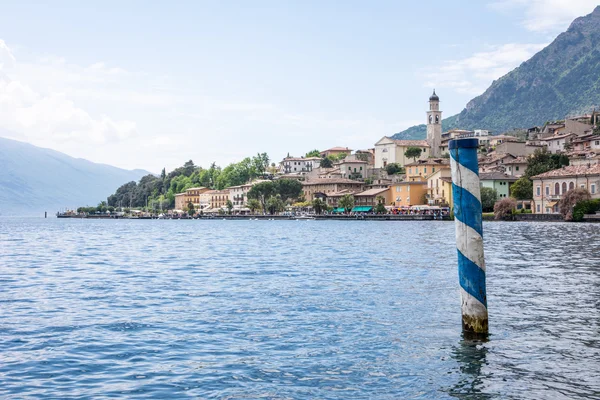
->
[404,147,423,162]
[247,181,275,212]
[274,179,303,202]
[305,149,321,158]
[187,201,195,216]
[226,200,233,215]
[480,187,499,212]
[375,195,387,214]
[247,199,261,214]
[320,156,333,168]
[558,188,591,221]
[525,148,569,178]
[385,163,404,175]
[511,177,533,200]
[266,195,285,215]
[312,198,326,214]
[339,194,354,213]
[494,197,517,220]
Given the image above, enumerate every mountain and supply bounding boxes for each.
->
[393,6,600,140]
[0,136,152,216]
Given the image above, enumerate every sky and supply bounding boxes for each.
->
[0,0,598,173]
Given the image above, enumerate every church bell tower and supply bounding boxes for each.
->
[426,90,442,157]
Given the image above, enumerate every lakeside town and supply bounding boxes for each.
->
[63,91,600,222]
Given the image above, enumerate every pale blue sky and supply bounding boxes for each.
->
[0,1,597,171]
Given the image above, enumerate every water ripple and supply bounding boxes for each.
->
[0,218,598,399]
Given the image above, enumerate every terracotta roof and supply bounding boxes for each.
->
[531,163,600,179]
[302,178,364,186]
[337,159,368,164]
[392,139,430,147]
[283,157,320,161]
[440,177,453,183]
[355,188,389,197]
[480,153,516,165]
[321,147,352,152]
[540,132,578,141]
[571,134,597,144]
[479,172,518,181]
[326,189,359,197]
[395,181,427,186]
[405,158,450,167]
[503,156,529,165]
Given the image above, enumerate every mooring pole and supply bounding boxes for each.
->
[449,138,488,338]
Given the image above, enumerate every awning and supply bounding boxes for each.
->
[351,206,373,212]
[333,207,346,213]
[546,201,558,207]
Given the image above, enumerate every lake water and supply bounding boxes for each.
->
[0,218,599,399]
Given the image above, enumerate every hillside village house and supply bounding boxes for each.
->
[479,153,517,173]
[541,133,578,154]
[280,156,321,174]
[503,157,528,177]
[479,172,518,199]
[302,178,365,202]
[572,134,600,152]
[320,147,352,158]
[374,137,430,168]
[531,164,600,214]
[336,159,369,179]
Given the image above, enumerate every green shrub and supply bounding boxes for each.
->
[572,199,600,222]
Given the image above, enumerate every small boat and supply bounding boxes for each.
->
[295,215,316,221]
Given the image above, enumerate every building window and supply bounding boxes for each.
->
[516,166,519,171]
[424,167,427,174]
[545,186,549,196]
[569,182,574,190]
[592,184,597,194]
[562,182,567,194]
[536,186,541,196]
[537,204,541,213]
[555,183,560,195]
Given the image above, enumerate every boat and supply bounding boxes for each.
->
[295,215,316,220]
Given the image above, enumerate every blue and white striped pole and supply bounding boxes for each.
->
[449,138,488,337]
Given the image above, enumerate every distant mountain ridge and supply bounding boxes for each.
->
[393,6,600,140]
[0,136,151,216]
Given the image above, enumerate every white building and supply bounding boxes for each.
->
[279,157,321,174]
[374,137,430,168]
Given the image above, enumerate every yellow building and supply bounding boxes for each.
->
[174,187,210,211]
[209,190,230,210]
[390,181,428,207]
[426,169,453,209]
[405,159,450,182]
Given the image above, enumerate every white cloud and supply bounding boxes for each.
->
[0,40,137,147]
[423,42,547,95]
[489,0,598,33]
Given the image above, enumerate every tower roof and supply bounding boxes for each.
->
[429,89,439,102]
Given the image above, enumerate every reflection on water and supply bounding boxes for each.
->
[0,218,599,398]
[449,338,491,399]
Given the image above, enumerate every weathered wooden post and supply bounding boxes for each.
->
[449,138,488,337]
